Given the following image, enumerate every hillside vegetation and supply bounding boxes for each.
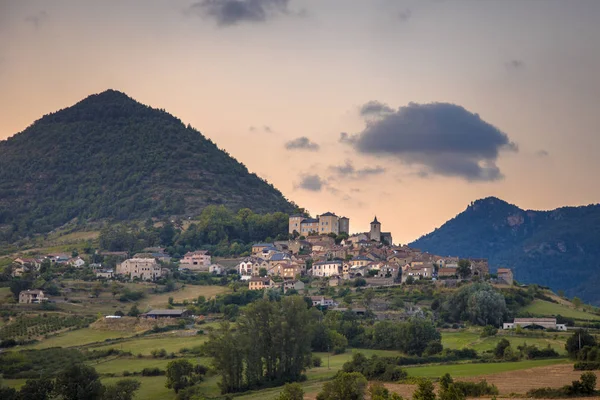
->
[0,90,296,243]
[411,197,600,305]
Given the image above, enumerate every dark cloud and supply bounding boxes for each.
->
[339,132,357,144]
[505,59,525,70]
[186,0,291,26]
[536,149,549,157]
[348,102,517,182]
[24,10,48,29]
[398,9,412,22]
[285,136,320,151]
[329,160,386,179]
[359,100,394,117]
[297,174,324,191]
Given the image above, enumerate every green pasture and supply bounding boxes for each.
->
[405,358,568,378]
[23,328,135,349]
[87,334,208,355]
[442,330,568,354]
[102,376,175,400]
[522,300,600,320]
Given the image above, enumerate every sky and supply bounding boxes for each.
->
[1,0,599,244]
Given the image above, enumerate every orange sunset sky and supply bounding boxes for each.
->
[1,0,599,244]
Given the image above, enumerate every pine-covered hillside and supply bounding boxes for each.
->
[0,90,296,242]
[410,197,600,305]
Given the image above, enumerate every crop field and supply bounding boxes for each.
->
[87,333,209,355]
[522,300,600,320]
[404,358,568,378]
[0,314,95,340]
[442,330,568,354]
[24,327,135,349]
[145,284,230,308]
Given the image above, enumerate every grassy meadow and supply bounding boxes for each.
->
[522,299,600,320]
[442,330,569,355]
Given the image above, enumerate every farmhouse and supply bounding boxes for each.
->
[310,296,337,308]
[117,257,166,281]
[179,250,211,271]
[19,289,47,304]
[141,309,190,319]
[248,277,274,290]
[497,268,514,285]
[312,260,342,277]
[503,318,567,331]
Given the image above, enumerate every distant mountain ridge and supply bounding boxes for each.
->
[0,90,296,242]
[410,197,600,305]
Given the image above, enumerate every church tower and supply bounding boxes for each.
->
[370,216,381,242]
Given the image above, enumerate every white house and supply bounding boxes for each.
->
[310,296,337,308]
[312,260,342,277]
[503,318,567,331]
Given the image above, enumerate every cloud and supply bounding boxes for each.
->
[359,100,394,117]
[186,0,291,26]
[339,132,357,144]
[347,102,517,182]
[285,136,320,151]
[24,10,48,29]
[249,125,272,133]
[398,9,412,22]
[296,174,324,191]
[329,160,386,179]
[536,149,549,157]
[505,59,525,70]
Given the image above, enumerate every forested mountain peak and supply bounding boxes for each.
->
[411,197,600,305]
[0,90,296,242]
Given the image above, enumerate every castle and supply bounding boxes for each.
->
[288,212,392,245]
[288,212,349,236]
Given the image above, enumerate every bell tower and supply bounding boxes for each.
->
[370,216,381,242]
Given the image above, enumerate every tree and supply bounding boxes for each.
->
[369,382,404,400]
[457,259,471,280]
[55,364,104,400]
[276,383,304,400]
[317,372,368,400]
[127,304,141,317]
[165,359,200,393]
[565,329,597,358]
[412,379,436,400]
[102,379,141,400]
[438,374,464,400]
[572,297,583,309]
[10,278,32,300]
[364,288,375,308]
[17,378,54,400]
[92,282,103,298]
[494,339,511,359]
[259,268,268,277]
[580,371,597,394]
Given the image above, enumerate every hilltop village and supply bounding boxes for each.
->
[11,211,513,300]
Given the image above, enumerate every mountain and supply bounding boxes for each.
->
[410,197,600,305]
[0,90,296,241]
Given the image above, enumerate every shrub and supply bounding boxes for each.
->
[312,356,323,367]
[453,380,499,397]
[141,367,164,376]
[574,362,600,371]
[480,325,498,338]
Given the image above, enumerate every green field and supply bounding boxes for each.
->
[522,300,600,320]
[88,334,208,355]
[405,358,568,378]
[442,331,568,354]
[24,328,135,349]
[102,376,175,400]
[89,356,211,375]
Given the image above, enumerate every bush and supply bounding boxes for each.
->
[312,356,322,367]
[527,372,597,398]
[480,325,498,338]
[423,341,443,356]
[574,362,600,371]
[453,380,499,397]
[342,353,408,382]
[141,367,165,376]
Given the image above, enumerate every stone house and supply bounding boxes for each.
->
[248,277,274,290]
[283,280,305,293]
[497,268,514,285]
[179,251,211,271]
[117,258,166,281]
[19,289,47,304]
[95,269,114,279]
[401,264,433,283]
